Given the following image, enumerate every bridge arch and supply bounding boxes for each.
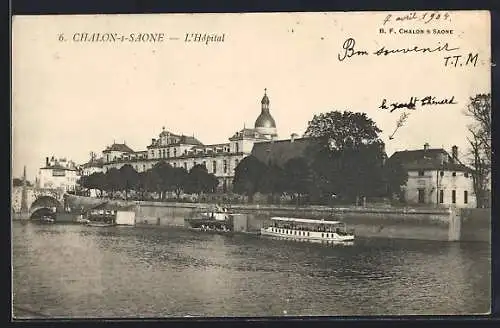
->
[29,195,63,219]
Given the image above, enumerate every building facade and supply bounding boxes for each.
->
[388,144,476,208]
[36,156,80,192]
[84,90,278,191]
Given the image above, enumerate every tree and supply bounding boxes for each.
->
[382,158,408,201]
[170,167,188,198]
[282,158,314,206]
[105,168,123,198]
[185,164,219,195]
[258,164,287,203]
[305,111,382,151]
[119,164,139,200]
[151,161,174,200]
[12,178,32,187]
[13,178,23,187]
[304,110,387,203]
[233,155,267,202]
[465,94,491,208]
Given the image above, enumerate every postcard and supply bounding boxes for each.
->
[11,11,491,318]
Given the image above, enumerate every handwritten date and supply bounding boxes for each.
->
[382,11,451,26]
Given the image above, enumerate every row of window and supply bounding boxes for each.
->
[418,170,469,178]
[109,158,241,175]
[417,189,469,204]
[272,228,311,237]
[149,143,240,159]
[439,190,468,204]
[271,228,340,239]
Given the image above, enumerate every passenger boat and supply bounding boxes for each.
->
[260,217,355,242]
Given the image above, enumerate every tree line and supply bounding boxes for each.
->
[78,110,409,205]
[233,111,408,205]
[78,161,218,200]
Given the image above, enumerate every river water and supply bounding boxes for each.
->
[12,221,490,318]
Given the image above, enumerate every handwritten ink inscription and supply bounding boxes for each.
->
[382,11,452,26]
[337,37,459,62]
[444,53,479,67]
[379,96,457,112]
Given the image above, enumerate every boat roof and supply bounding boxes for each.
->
[270,217,343,225]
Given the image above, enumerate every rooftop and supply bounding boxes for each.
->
[251,137,316,167]
[388,148,472,172]
[103,143,135,153]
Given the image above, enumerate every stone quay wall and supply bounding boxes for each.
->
[64,195,491,242]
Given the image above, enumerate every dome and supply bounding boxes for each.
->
[254,111,276,128]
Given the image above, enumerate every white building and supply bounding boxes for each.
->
[36,156,80,192]
[388,144,476,208]
[84,89,278,192]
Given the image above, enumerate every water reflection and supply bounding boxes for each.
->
[12,222,490,318]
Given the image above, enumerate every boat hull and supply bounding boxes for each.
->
[87,222,116,227]
[260,227,354,242]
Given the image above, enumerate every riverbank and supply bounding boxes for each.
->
[63,195,491,243]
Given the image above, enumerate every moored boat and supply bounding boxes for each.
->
[185,205,234,233]
[260,217,355,243]
[87,221,116,227]
[39,215,55,224]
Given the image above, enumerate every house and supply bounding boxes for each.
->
[387,143,476,208]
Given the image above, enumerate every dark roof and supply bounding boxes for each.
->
[229,128,269,141]
[148,134,204,148]
[81,158,104,168]
[103,143,134,153]
[388,148,472,172]
[251,137,316,167]
[178,135,203,145]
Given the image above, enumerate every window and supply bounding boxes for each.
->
[143,165,146,171]
[235,143,239,153]
[439,190,444,204]
[184,162,187,170]
[464,191,468,204]
[452,190,456,204]
[173,148,177,157]
[464,172,469,178]
[173,163,177,168]
[202,161,206,168]
[213,161,217,173]
[418,188,425,203]
[235,159,239,168]
[452,172,456,177]
[223,160,228,173]
[418,170,425,176]
[440,171,444,177]
[167,149,170,158]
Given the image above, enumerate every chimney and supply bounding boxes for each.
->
[151,138,156,144]
[451,145,458,161]
[290,133,298,143]
[423,142,430,151]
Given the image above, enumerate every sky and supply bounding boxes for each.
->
[12,11,491,181]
